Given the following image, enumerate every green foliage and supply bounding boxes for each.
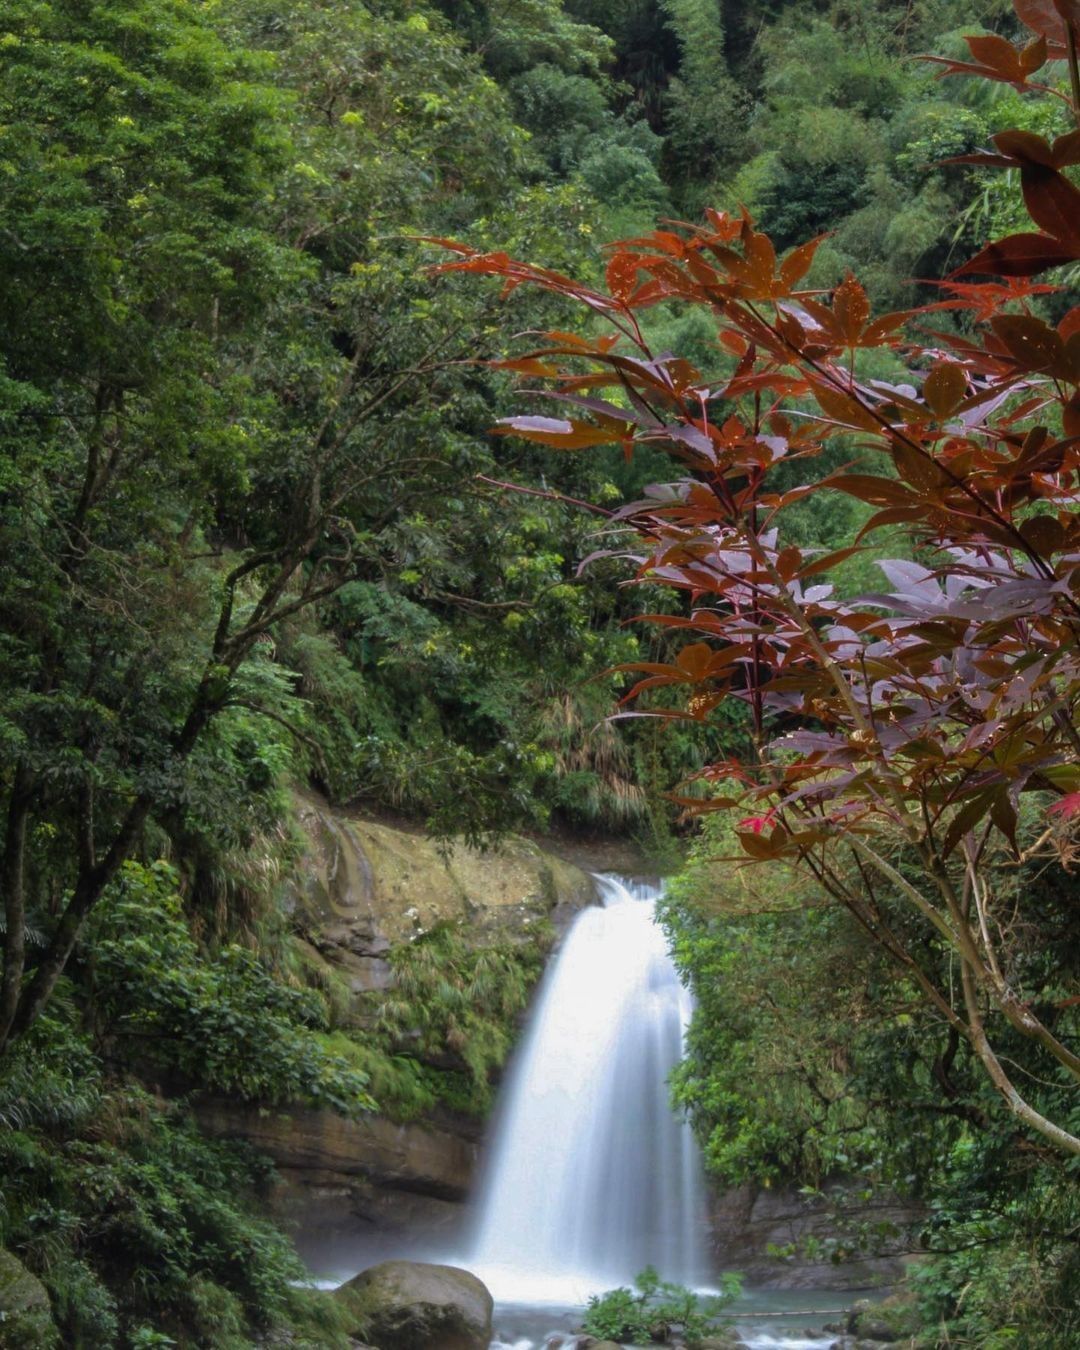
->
[0,1024,353,1348]
[86,862,376,1114]
[663,811,1080,1342]
[661,0,747,189]
[581,1266,742,1347]
[434,0,613,78]
[6,0,1079,1340]
[367,919,552,1116]
[0,0,699,1073]
[0,0,291,383]
[661,829,884,1187]
[909,1141,1080,1348]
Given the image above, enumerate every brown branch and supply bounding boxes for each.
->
[474,473,614,517]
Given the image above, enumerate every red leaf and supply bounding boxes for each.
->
[990,313,1067,374]
[991,790,1019,852]
[1052,0,1080,32]
[1020,514,1067,554]
[492,416,622,449]
[1014,0,1072,47]
[799,545,865,579]
[943,790,997,856]
[1051,129,1080,167]
[1048,790,1080,819]
[778,234,827,290]
[1065,392,1080,438]
[923,362,968,418]
[811,383,881,432]
[606,253,640,304]
[676,643,717,679]
[833,273,870,344]
[829,474,917,506]
[738,810,778,835]
[1019,165,1080,246]
[862,310,915,346]
[954,232,1080,277]
[921,53,1037,88]
[966,32,1028,80]
[1020,32,1050,70]
[993,129,1056,166]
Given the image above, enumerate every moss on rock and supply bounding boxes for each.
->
[0,1248,60,1350]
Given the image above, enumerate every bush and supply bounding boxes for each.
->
[0,977,356,1345]
[87,862,376,1114]
[581,1267,742,1347]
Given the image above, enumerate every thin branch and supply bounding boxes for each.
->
[473,473,615,517]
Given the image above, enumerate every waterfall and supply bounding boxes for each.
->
[465,875,709,1305]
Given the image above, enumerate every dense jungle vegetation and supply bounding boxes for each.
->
[1,0,1078,1345]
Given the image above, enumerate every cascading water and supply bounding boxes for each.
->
[465,874,709,1305]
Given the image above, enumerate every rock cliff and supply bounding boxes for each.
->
[288,793,596,1007]
[196,795,598,1237]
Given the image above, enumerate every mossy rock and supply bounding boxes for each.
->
[0,1248,59,1349]
[335,1259,493,1350]
[291,793,595,948]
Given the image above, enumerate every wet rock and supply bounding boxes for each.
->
[855,1319,903,1342]
[0,1247,59,1349]
[291,792,596,952]
[846,1298,874,1332]
[336,1259,493,1350]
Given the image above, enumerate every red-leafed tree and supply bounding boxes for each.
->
[435,1,1080,1154]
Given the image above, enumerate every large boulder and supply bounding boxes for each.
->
[0,1248,59,1349]
[336,1260,493,1350]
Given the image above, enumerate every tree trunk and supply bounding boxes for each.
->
[0,763,34,1051]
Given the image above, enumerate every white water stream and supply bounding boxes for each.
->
[466,875,709,1307]
[464,874,837,1349]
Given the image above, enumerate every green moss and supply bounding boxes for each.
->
[0,1248,60,1349]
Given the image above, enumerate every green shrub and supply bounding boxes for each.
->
[87,862,375,1114]
[0,1010,355,1346]
[581,1267,742,1347]
[367,919,551,1115]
